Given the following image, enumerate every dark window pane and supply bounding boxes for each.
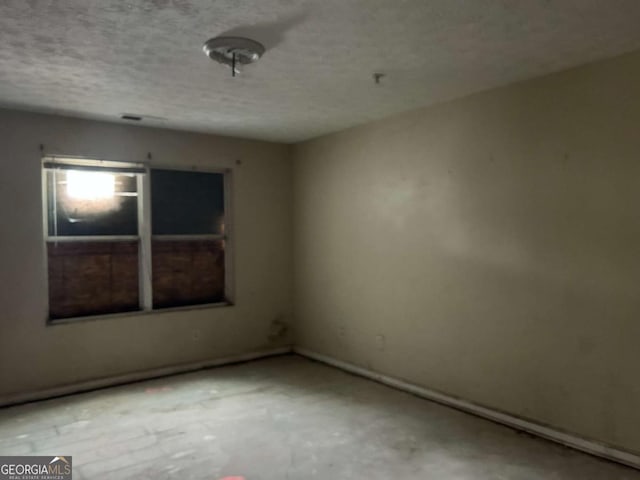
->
[152,239,225,308]
[151,169,224,235]
[47,170,138,236]
[48,241,140,319]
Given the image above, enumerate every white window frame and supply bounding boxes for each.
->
[42,156,234,324]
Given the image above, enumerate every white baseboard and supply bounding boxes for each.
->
[0,346,292,408]
[294,347,640,470]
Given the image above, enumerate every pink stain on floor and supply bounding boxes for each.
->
[144,386,172,394]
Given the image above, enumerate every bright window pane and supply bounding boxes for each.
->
[47,170,138,236]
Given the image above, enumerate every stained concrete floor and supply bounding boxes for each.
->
[0,355,638,479]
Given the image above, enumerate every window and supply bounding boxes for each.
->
[43,158,231,321]
[150,169,226,309]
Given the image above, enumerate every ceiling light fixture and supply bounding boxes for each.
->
[203,36,265,77]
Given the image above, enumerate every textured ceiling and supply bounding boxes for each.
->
[1,0,640,143]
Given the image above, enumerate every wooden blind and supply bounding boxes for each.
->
[152,239,225,309]
[48,241,139,319]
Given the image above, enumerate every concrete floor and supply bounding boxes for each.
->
[0,355,638,479]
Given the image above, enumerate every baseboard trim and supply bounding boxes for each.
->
[294,347,640,470]
[0,346,292,408]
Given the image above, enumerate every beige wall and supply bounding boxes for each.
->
[3,48,640,456]
[0,109,292,399]
[292,50,640,454]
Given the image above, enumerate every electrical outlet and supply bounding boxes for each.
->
[375,334,386,351]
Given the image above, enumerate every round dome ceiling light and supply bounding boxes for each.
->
[203,36,265,77]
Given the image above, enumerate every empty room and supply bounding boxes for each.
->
[1,1,640,478]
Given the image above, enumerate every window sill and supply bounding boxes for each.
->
[46,301,234,326]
